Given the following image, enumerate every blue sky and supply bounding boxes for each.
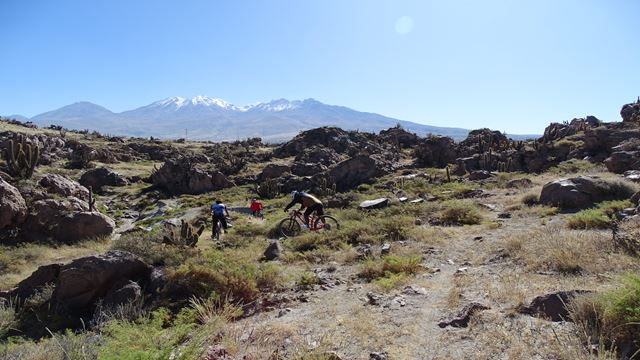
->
[0,0,638,134]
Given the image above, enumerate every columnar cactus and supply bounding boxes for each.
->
[4,136,40,179]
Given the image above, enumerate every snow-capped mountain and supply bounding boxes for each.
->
[16,96,477,141]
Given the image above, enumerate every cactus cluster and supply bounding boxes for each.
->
[163,219,205,247]
[3,135,40,179]
[256,178,281,199]
[316,174,337,197]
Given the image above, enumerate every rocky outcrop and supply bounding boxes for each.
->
[151,158,234,195]
[274,127,378,158]
[291,162,326,177]
[51,251,151,315]
[257,164,290,181]
[79,167,129,191]
[541,116,600,142]
[39,173,89,199]
[379,127,419,148]
[539,176,634,209]
[413,135,457,168]
[0,178,27,231]
[329,155,394,192]
[294,146,341,166]
[621,99,640,123]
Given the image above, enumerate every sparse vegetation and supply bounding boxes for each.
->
[567,200,633,229]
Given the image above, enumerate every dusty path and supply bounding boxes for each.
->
[227,193,598,359]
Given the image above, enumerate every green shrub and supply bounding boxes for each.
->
[571,274,640,357]
[0,301,16,339]
[437,200,482,225]
[296,271,320,287]
[521,193,539,206]
[567,209,612,230]
[382,255,422,275]
[99,308,201,360]
[567,200,633,229]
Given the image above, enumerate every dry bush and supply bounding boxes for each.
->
[503,225,637,274]
[570,275,640,359]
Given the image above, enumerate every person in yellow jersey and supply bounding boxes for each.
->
[283,190,324,228]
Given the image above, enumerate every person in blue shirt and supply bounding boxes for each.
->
[211,200,230,234]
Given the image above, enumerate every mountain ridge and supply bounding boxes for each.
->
[4,96,537,142]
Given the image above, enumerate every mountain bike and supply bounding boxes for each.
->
[277,210,340,238]
[211,217,231,241]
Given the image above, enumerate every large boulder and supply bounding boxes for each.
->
[151,158,234,195]
[519,290,589,321]
[0,178,27,230]
[605,151,640,174]
[79,167,129,191]
[55,211,116,243]
[329,155,394,192]
[51,251,151,315]
[539,176,634,209]
[22,197,88,241]
[39,173,89,199]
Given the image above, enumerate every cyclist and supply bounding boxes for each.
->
[283,190,324,228]
[211,200,231,235]
[250,198,264,217]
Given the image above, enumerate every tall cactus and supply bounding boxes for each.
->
[163,219,205,247]
[4,136,40,179]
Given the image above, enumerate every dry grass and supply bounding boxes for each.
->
[0,239,110,289]
[502,225,638,275]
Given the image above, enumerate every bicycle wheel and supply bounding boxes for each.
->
[278,217,301,238]
[314,215,340,232]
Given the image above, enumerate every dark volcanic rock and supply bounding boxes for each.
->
[151,158,234,195]
[519,290,589,321]
[79,167,129,191]
[51,251,151,315]
[329,155,394,192]
[539,176,633,209]
[438,302,490,328]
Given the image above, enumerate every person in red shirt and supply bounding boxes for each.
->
[250,198,264,217]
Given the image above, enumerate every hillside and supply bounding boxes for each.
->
[1,99,640,359]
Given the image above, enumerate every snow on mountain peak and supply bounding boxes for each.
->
[190,95,235,109]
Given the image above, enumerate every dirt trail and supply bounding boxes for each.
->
[224,188,606,360]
